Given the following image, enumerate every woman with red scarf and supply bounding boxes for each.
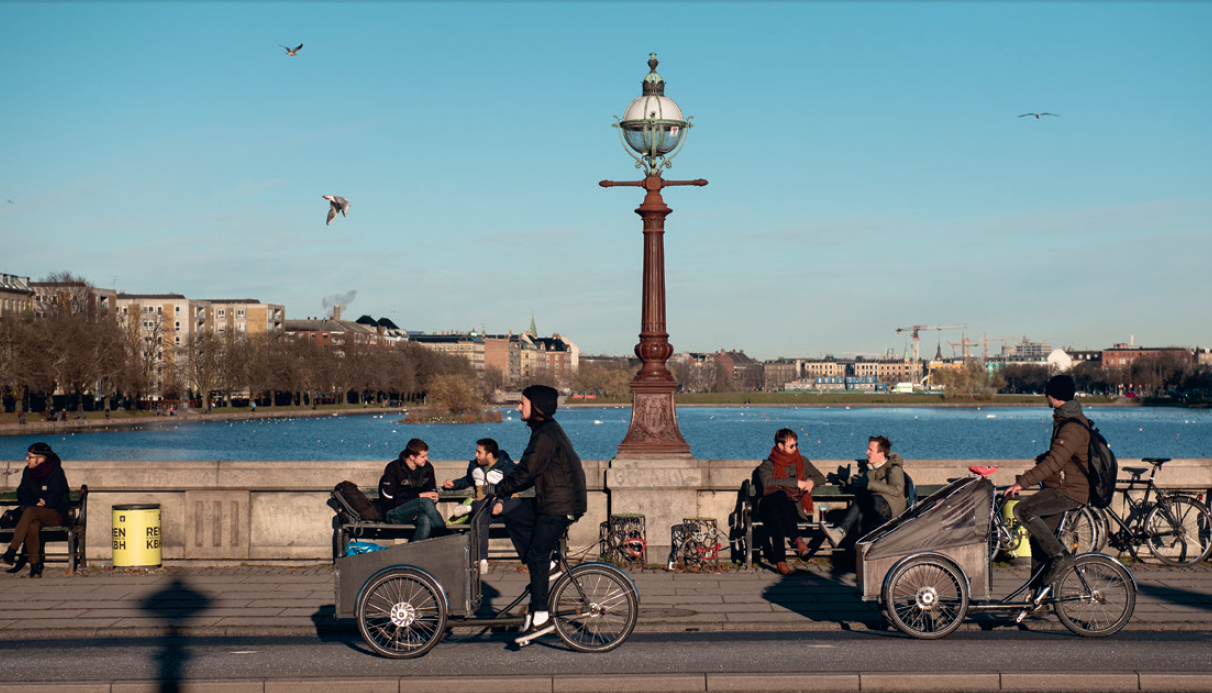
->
[2,442,71,578]
[757,428,827,575]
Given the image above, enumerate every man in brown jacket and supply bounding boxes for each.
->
[1006,374,1090,587]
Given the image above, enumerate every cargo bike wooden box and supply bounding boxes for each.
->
[334,503,639,658]
[856,475,1136,640]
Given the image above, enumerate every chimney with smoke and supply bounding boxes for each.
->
[322,290,357,320]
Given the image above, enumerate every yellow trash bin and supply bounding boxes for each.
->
[1001,499,1032,559]
[112,504,161,568]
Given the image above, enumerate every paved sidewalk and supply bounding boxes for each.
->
[1,559,1210,639]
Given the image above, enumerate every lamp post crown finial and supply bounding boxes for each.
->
[642,53,664,96]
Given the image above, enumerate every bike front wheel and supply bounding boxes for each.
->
[1145,496,1212,566]
[357,568,448,659]
[1053,554,1135,637]
[550,564,639,653]
[882,554,969,640]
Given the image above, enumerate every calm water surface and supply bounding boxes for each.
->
[2,406,1209,463]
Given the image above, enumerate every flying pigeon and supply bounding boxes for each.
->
[280,43,303,56]
[323,195,350,225]
[1017,113,1059,119]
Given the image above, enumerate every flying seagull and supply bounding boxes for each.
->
[1017,113,1059,119]
[280,43,303,56]
[323,195,350,225]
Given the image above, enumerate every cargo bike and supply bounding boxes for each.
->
[856,474,1136,640]
[334,499,640,658]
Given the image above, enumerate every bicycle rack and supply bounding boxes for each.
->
[600,513,647,567]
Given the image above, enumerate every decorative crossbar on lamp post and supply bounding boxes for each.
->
[600,53,706,457]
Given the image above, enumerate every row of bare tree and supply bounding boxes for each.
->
[0,279,477,413]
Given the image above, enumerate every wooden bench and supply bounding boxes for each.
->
[741,481,945,569]
[330,487,533,561]
[0,486,89,574]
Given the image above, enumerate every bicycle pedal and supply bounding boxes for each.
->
[1032,585,1051,607]
[1014,609,1030,624]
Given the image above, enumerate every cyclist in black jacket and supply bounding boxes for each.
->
[485,384,586,644]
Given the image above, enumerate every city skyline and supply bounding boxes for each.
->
[2,3,1209,361]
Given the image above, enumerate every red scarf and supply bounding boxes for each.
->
[764,445,814,513]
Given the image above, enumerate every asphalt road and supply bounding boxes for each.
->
[3,629,1211,684]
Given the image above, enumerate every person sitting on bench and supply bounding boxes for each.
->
[379,438,445,542]
[2,442,71,578]
[443,438,522,573]
[757,428,827,575]
[822,436,906,549]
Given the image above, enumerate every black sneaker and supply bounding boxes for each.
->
[514,617,555,646]
[1040,552,1075,586]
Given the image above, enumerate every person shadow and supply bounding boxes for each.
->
[137,578,214,693]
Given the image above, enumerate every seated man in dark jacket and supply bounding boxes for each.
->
[378,438,445,542]
[443,438,521,573]
[485,385,586,646]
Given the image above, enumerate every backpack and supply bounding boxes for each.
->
[902,468,918,510]
[1060,418,1118,509]
[329,480,384,522]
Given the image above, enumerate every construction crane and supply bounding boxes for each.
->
[895,324,968,364]
[947,334,1020,360]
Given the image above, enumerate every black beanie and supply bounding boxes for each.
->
[521,385,559,418]
[1045,375,1076,402]
[27,442,54,456]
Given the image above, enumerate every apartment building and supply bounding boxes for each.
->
[0,273,33,317]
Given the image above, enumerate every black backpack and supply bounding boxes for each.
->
[1060,418,1118,509]
[329,480,383,522]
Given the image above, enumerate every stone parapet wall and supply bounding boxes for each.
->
[5,458,1206,564]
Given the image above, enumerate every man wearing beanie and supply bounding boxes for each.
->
[485,384,586,646]
[1005,374,1089,593]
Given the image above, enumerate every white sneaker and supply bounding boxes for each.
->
[479,559,489,574]
[821,525,845,549]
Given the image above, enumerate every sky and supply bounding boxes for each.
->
[2,2,1209,362]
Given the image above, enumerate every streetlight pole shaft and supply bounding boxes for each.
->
[600,175,707,457]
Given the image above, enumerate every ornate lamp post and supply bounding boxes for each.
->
[601,53,706,457]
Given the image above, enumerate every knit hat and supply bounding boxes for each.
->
[521,385,559,418]
[1045,374,1076,402]
[27,442,54,457]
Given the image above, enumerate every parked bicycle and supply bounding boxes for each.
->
[970,466,1101,561]
[1086,458,1212,566]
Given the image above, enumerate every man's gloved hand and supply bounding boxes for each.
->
[849,475,869,490]
[826,472,842,485]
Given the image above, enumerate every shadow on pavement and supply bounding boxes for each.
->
[759,550,889,632]
[138,577,213,693]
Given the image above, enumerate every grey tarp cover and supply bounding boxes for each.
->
[858,475,993,562]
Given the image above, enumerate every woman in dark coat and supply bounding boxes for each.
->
[2,442,70,577]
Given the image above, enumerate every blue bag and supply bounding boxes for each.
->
[344,540,386,556]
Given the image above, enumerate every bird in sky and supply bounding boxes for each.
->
[279,43,303,56]
[323,195,350,225]
[1018,113,1059,119]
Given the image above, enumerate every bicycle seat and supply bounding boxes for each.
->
[1122,467,1147,480]
[1143,457,1171,466]
[969,465,998,477]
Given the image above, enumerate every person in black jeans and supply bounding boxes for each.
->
[1006,375,1090,589]
[485,385,586,645]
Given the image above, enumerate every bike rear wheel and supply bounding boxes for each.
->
[882,554,969,640]
[1053,554,1135,637]
[550,564,639,653]
[1146,496,1212,566]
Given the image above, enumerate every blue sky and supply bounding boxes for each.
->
[2,2,1209,361]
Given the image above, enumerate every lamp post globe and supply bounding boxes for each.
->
[615,53,693,177]
[600,53,706,458]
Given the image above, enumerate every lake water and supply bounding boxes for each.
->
[2,406,1209,463]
